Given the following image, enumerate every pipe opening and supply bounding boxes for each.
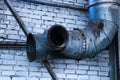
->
[98,21,104,30]
[26,33,36,62]
[48,24,68,48]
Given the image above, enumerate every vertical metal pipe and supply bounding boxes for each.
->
[109,34,119,80]
[89,0,120,80]
[89,0,120,25]
[43,60,58,80]
[4,0,30,36]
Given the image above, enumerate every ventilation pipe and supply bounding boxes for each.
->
[26,25,69,61]
[58,0,119,60]
[26,0,119,61]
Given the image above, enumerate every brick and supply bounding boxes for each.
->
[29,62,42,67]
[2,71,15,75]
[56,73,66,78]
[90,66,100,71]
[0,24,7,29]
[7,25,19,30]
[42,16,53,21]
[99,72,108,76]
[27,77,39,80]
[0,34,6,38]
[33,10,44,15]
[44,21,55,25]
[30,14,40,19]
[0,60,2,64]
[64,60,76,63]
[42,73,51,77]
[7,15,15,20]
[76,70,87,74]
[76,20,86,25]
[88,71,97,75]
[99,62,108,67]
[40,78,51,80]
[76,60,87,65]
[30,72,41,77]
[33,19,43,25]
[65,19,75,24]
[78,65,89,70]
[8,35,20,40]
[67,74,77,79]
[87,61,98,66]
[1,50,9,54]
[0,5,6,10]
[100,77,110,80]
[3,60,16,65]
[65,69,75,74]
[12,77,26,80]
[14,66,28,71]
[22,18,31,22]
[67,23,77,28]
[21,8,31,13]
[0,29,5,34]
[15,56,27,61]
[0,14,5,19]
[55,64,66,68]
[100,67,109,72]
[33,28,44,33]
[1,54,14,60]
[45,12,56,17]
[53,69,64,73]
[53,17,64,22]
[67,64,77,69]
[90,76,100,80]
[52,0,63,3]
[0,65,13,70]
[16,61,29,66]
[0,77,11,80]
[29,67,39,71]
[6,30,18,35]
[78,75,89,80]
[57,14,68,18]
[16,71,28,76]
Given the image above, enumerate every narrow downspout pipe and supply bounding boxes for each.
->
[3,0,30,36]
[58,0,120,60]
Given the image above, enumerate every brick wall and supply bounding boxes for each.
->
[0,0,110,80]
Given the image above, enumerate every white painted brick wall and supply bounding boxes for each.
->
[0,0,110,80]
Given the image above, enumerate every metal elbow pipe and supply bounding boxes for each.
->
[57,0,120,60]
[26,25,69,61]
[59,19,118,60]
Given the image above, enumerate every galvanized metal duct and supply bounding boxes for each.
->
[59,20,118,60]
[26,0,119,61]
[58,0,119,60]
[26,25,70,61]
